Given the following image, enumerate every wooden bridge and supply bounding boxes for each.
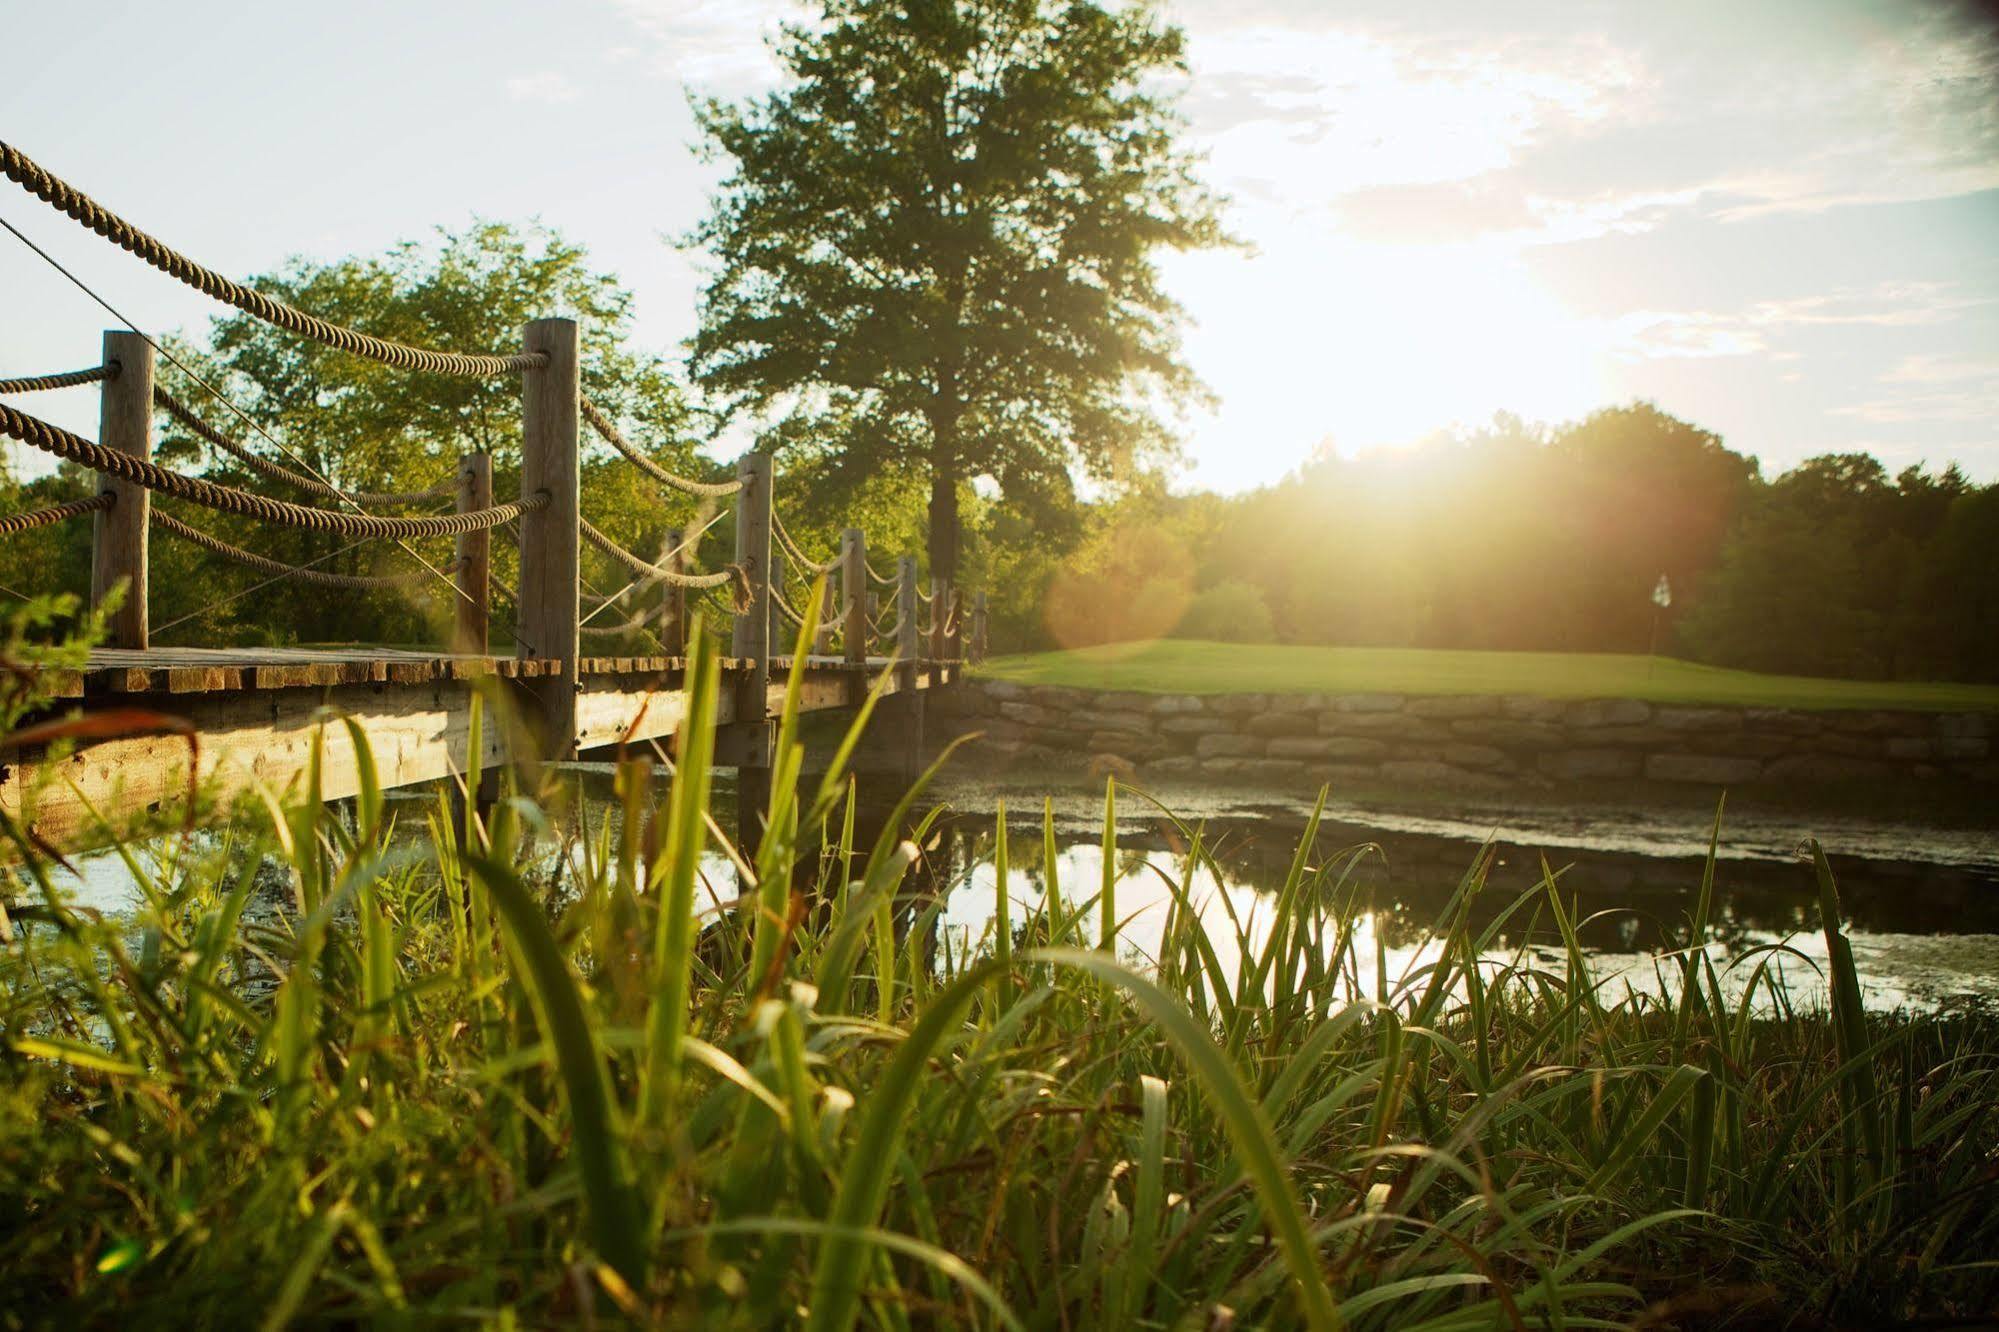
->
[0,142,988,850]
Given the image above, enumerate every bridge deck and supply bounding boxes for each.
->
[5,649,954,851]
[33,647,916,697]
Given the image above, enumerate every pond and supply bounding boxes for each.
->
[36,765,1999,1015]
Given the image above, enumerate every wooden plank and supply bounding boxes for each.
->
[0,679,513,852]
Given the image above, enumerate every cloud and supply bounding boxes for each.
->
[1882,353,1999,384]
[1178,0,1999,251]
[1837,351,1999,424]
[608,0,790,93]
[506,72,581,104]
[1606,282,1993,365]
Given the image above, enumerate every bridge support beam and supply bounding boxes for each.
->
[517,317,581,761]
[92,330,153,649]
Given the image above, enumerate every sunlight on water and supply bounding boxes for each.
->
[27,769,1998,1017]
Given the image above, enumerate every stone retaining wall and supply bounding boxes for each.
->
[930,681,1997,791]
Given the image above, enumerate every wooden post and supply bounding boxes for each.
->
[813,577,836,656]
[660,525,686,657]
[972,590,989,664]
[453,452,491,655]
[897,557,919,692]
[768,544,788,660]
[92,331,153,649]
[518,317,581,758]
[727,453,774,848]
[841,528,867,668]
[893,555,924,774]
[945,585,962,682]
[928,576,948,685]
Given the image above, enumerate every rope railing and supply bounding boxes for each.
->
[0,141,544,378]
[153,509,456,590]
[0,491,113,536]
[580,516,742,591]
[0,365,113,395]
[1,401,544,539]
[155,386,455,509]
[581,399,742,498]
[773,509,838,574]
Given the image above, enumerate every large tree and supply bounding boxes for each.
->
[690,0,1229,585]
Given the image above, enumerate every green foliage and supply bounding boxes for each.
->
[49,222,714,650]
[1,609,1996,1325]
[1174,579,1275,643]
[690,0,1231,581]
[1682,456,1997,681]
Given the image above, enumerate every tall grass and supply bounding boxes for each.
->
[1,599,1995,1327]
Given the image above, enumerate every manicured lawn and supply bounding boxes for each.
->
[978,640,1999,711]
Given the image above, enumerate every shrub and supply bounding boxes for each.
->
[1172,579,1275,642]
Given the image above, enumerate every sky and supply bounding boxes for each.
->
[3,0,1996,493]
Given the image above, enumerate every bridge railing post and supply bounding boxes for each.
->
[929,576,950,684]
[725,452,774,844]
[768,543,787,661]
[454,452,491,655]
[813,576,836,656]
[841,528,867,666]
[92,330,153,649]
[660,525,686,656]
[897,557,919,692]
[518,316,581,758]
[947,584,963,681]
[972,590,988,664]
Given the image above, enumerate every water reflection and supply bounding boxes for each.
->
[26,765,1999,1016]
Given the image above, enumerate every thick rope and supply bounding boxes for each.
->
[773,510,838,575]
[153,509,457,590]
[580,517,742,590]
[581,608,661,638]
[866,558,897,586]
[1,401,544,538]
[0,365,113,395]
[0,491,112,536]
[581,399,742,498]
[156,386,455,508]
[1,141,545,378]
[772,579,820,630]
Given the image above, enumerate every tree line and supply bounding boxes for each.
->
[1032,406,1999,683]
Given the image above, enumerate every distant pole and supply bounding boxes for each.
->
[518,317,581,758]
[92,331,153,649]
[972,591,988,664]
[453,452,491,655]
[660,525,687,657]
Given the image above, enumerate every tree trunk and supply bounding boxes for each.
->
[927,407,960,586]
[928,459,959,588]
